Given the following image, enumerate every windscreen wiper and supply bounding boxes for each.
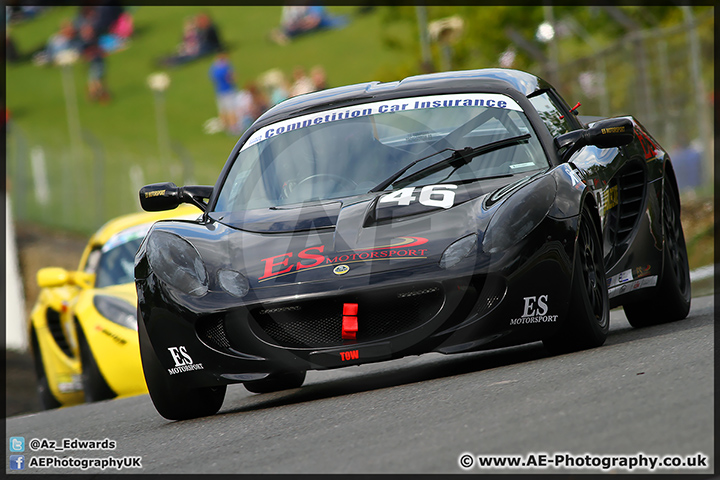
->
[369,133,531,193]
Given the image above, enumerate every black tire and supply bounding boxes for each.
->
[244,371,306,394]
[543,207,609,354]
[30,328,62,410]
[76,322,116,403]
[623,181,691,327]
[138,311,225,420]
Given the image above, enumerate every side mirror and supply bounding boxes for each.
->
[555,118,634,162]
[139,183,213,212]
[37,268,95,289]
[585,117,634,148]
[37,267,70,288]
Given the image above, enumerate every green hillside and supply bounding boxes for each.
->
[6,6,414,234]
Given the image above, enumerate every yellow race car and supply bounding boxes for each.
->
[28,205,201,409]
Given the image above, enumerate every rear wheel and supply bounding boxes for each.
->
[244,371,306,394]
[138,311,225,420]
[543,207,609,354]
[623,182,690,327]
[31,328,62,410]
[76,323,116,403]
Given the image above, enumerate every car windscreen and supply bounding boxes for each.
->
[94,224,151,288]
[214,93,548,213]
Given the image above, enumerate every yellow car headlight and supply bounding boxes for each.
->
[93,295,137,330]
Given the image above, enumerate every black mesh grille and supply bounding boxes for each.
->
[475,279,506,317]
[616,166,645,243]
[197,316,232,351]
[251,286,444,348]
[46,308,73,357]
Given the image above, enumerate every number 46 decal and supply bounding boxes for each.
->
[380,184,457,209]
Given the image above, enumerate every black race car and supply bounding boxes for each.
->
[135,68,690,420]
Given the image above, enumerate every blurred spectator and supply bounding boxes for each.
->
[91,3,124,38]
[30,8,132,67]
[109,11,134,39]
[310,65,327,91]
[6,32,21,63]
[234,89,254,133]
[670,136,702,191]
[270,3,348,46]
[209,51,239,134]
[245,82,269,123]
[74,6,98,36]
[6,5,46,24]
[231,83,269,133]
[196,12,223,53]
[32,19,82,66]
[179,16,200,56]
[98,10,133,53]
[289,66,315,97]
[80,24,110,103]
[260,68,290,106]
[159,12,224,67]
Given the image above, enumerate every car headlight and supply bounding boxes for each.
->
[439,234,478,269]
[217,269,250,298]
[146,231,208,296]
[482,175,557,254]
[93,295,137,330]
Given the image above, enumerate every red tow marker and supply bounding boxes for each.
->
[342,303,358,340]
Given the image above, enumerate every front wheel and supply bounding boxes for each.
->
[138,311,225,420]
[623,181,690,327]
[244,371,306,394]
[31,328,62,410]
[543,207,609,354]
[77,322,116,403]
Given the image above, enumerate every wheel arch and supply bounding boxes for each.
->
[662,159,682,216]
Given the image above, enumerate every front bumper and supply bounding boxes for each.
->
[137,216,578,388]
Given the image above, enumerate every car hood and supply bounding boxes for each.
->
[200,180,522,287]
[92,283,137,304]
[209,179,515,234]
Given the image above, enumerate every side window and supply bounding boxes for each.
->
[84,248,101,274]
[528,92,576,138]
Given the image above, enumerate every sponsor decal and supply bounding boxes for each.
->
[95,325,127,345]
[634,126,659,161]
[510,162,536,170]
[634,265,651,278]
[607,269,633,288]
[333,265,350,275]
[242,94,523,151]
[599,185,619,216]
[340,350,359,361]
[167,346,204,375]
[258,237,430,282]
[57,375,83,393]
[607,265,652,288]
[509,295,558,325]
[608,275,657,299]
[102,223,152,253]
[601,126,626,134]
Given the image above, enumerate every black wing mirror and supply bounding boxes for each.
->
[139,183,213,212]
[555,117,634,162]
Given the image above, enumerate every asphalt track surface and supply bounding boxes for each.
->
[7,295,714,474]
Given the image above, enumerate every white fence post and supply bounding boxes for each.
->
[6,194,28,352]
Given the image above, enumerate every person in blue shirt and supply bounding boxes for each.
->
[270,4,348,46]
[209,51,238,134]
